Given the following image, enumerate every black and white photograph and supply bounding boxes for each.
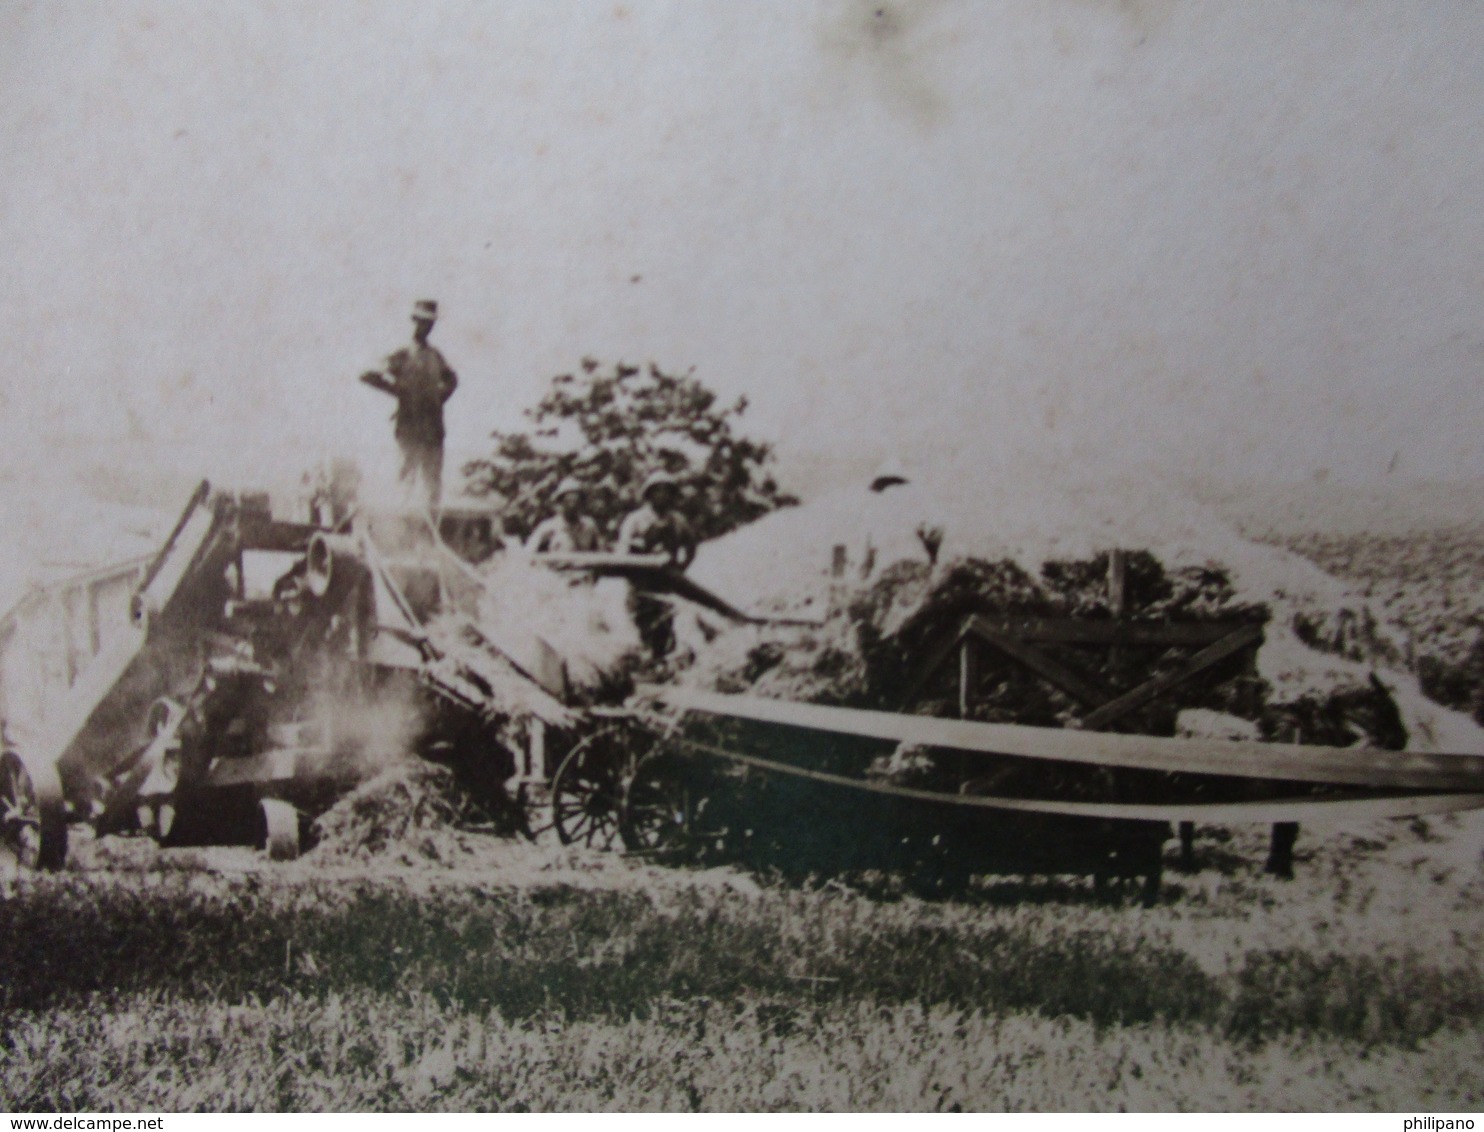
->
[2,0,1484,1114]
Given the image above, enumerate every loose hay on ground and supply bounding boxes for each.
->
[310,758,487,865]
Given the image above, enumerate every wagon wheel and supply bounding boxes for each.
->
[619,748,705,858]
[1,751,67,870]
[549,723,651,850]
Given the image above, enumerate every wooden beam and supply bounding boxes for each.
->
[673,735,1484,824]
[897,614,1266,710]
[957,638,978,719]
[639,685,1484,790]
[1077,622,1266,731]
[967,618,1111,708]
[1107,549,1128,618]
[971,617,1256,647]
[532,551,671,571]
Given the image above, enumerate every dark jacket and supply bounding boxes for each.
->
[361,343,458,446]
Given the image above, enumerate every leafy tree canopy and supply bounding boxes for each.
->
[463,359,797,545]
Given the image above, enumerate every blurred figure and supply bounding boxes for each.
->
[618,471,698,659]
[618,471,695,569]
[359,299,459,511]
[527,478,603,553]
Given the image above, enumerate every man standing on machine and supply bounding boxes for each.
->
[359,299,459,511]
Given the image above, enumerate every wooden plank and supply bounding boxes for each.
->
[639,685,1484,790]
[1079,622,1265,731]
[957,639,977,719]
[134,490,222,625]
[968,618,1111,707]
[533,552,824,627]
[532,551,672,570]
[676,737,1484,824]
[971,617,1251,646]
[134,481,211,599]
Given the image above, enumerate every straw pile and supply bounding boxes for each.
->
[469,552,641,700]
[311,757,483,865]
[682,464,1484,754]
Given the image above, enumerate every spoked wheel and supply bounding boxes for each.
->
[1,752,67,870]
[549,724,652,850]
[619,749,704,858]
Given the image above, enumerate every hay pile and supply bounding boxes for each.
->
[311,758,484,865]
[469,552,640,699]
[682,465,1484,755]
[690,463,1383,638]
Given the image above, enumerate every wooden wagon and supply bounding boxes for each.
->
[538,551,1484,904]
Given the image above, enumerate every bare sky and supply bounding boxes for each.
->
[3,0,1482,501]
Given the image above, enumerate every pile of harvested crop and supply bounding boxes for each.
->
[681,462,1484,754]
[311,758,484,865]
[684,550,1257,725]
[469,553,641,699]
[681,541,1484,755]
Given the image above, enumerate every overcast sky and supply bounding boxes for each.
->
[3,0,1482,501]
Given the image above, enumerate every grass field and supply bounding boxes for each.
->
[3,811,1484,1111]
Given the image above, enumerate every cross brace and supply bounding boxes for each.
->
[901,614,1264,732]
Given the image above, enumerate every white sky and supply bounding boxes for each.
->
[2,0,1483,501]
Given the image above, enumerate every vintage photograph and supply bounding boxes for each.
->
[2,0,1483,1113]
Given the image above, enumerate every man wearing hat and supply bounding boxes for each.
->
[619,470,697,659]
[618,470,696,569]
[359,299,459,509]
[526,477,603,553]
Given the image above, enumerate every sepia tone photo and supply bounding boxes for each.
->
[2,0,1483,1113]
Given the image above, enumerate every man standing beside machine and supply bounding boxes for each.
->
[360,299,459,511]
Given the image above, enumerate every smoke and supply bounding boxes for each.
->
[301,678,427,782]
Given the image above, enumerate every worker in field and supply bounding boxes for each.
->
[619,470,697,659]
[527,477,603,553]
[359,299,459,511]
[618,470,696,570]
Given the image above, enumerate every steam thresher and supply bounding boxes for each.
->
[0,482,558,868]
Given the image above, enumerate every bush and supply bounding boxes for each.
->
[463,360,797,545]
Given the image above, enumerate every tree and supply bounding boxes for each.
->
[462,359,797,545]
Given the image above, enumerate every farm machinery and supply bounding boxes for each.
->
[0,481,557,868]
[5,483,1484,904]
[543,585,1484,902]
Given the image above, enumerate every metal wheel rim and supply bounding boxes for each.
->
[620,754,694,855]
